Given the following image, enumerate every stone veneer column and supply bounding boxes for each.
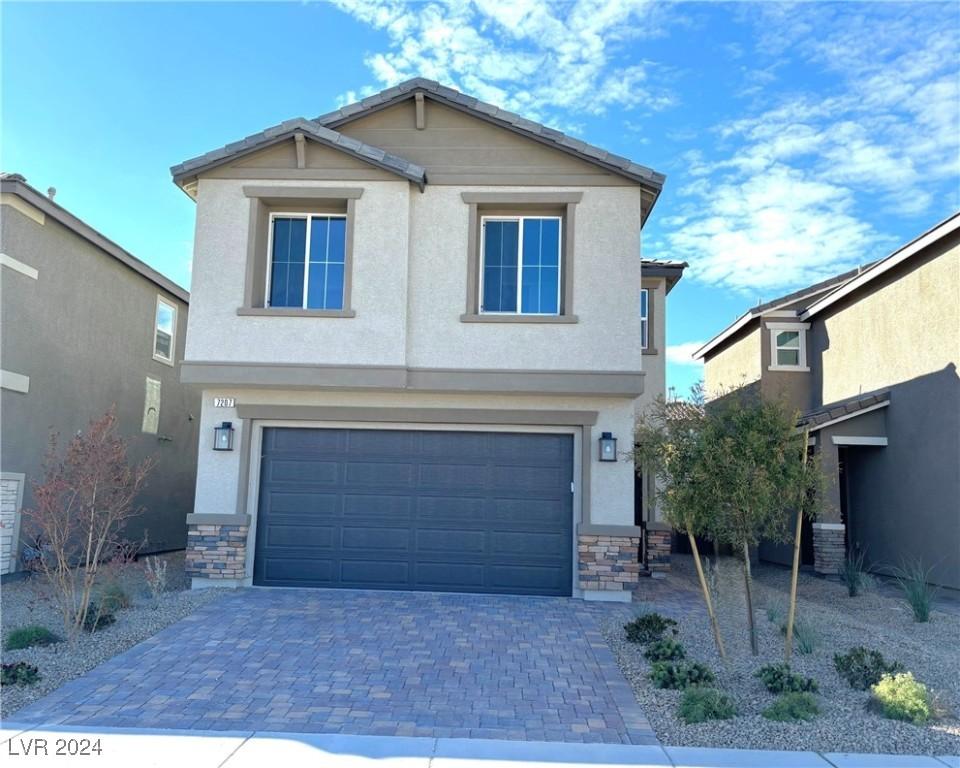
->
[644,522,672,578]
[812,522,846,575]
[185,514,251,584]
[578,533,642,594]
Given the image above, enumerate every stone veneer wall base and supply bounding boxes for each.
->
[186,520,249,582]
[813,522,846,575]
[578,534,642,594]
[644,524,672,577]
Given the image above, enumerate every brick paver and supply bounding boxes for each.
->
[15,589,661,744]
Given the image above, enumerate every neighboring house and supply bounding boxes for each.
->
[173,78,682,600]
[0,173,199,573]
[695,213,960,589]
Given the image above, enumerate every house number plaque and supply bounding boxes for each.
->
[213,397,236,408]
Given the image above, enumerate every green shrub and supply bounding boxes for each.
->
[624,613,678,644]
[766,601,785,624]
[870,673,931,725]
[1,662,41,686]
[780,619,818,654]
[762,692,820,722]
[4,625,61,651]
[99,582,132,612]
[834,647,903,690]
[756,663,818,694]
[650,661,715,690]
[644,638,686,662]
[678,687,737,723]
[82,604,116,633]
[894,559,939,622]
[838,550,869,597]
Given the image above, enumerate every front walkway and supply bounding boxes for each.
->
[13,588,658,744]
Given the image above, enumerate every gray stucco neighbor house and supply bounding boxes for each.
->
[695,212,960,589]
[173,78,684,600]
[0,173,200,573]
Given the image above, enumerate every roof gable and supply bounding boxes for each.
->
[171,119,426,192]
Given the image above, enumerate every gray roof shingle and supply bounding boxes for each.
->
[799,391,890,429]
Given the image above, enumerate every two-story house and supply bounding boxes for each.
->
[0,173,200,574]
[695,213,959,589]
[173,79,680,600]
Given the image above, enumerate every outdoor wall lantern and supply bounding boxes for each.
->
[213,422,235,451]
[598,431,618,462]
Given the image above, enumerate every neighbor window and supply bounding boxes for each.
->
[768,322,809,370]
[480,216,561,315]
[266,214,346,310]
[153,296,177,364]
[640,288,649,349]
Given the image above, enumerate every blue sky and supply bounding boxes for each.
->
[3,1,958,395]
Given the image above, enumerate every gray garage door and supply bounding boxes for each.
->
[253,427,573,596]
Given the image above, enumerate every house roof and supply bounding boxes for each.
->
[641,258,687,293]
[315,79,665,205]
[693,265,867,361]
[171,79,665,223]
[799,391,890,433]
[170,119,427,191]
[801,211,960,321]
[1,173,189,303]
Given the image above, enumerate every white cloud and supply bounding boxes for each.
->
[328,0,676,121]
[665,3,959,294]
[666,342,706,367]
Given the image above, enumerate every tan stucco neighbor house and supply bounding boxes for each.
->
[174,78,684,601]
[694,213,960,590]
[0,173,199,575]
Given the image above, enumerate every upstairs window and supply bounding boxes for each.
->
[267,214,346,310]
[768,322,809,371]
[480,216,561,315]
[153,296,177,365]
[640,288,649,349]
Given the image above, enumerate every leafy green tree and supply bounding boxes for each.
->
[636,386,820,656]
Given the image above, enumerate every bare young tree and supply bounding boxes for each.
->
[22,407,154,639]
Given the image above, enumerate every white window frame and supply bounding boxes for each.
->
[152,295,177,366]
[478,215,563,316]
[264,212,348,310]
[767,322,810,371]
[640,288,649,349]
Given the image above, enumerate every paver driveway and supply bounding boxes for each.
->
[14,588,659,744]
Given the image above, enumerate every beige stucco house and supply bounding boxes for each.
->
[695,213,960,589]
[174,79,684,601]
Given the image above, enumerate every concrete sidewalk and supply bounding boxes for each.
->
[2,722,957,768]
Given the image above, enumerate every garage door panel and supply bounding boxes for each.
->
[341,560,409,585]
[344,462,414,486]
[493,464,566,490]
[416,562,485,588]
[267,492,341,516]
[490,498,568,524]
[416,496,485,520]
[341,526,411,551]
[264,558,335,583]
[254,428,573,595]
[494,530,568,556]
[416,528,486,553]
[347,430,416,456]
[267,459,339,484]
[269,428,341,452]
[266,524,335,549]
[343,494,413,520]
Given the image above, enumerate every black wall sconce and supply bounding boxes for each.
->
[213,422,235,451]
[598,431,617,462]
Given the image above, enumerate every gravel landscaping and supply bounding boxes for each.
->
[603,553,960,755]
[1,551,228,719]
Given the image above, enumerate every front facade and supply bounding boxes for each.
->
[696,213,960,589]
[0,174,199,573]
[176,79,680,601]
